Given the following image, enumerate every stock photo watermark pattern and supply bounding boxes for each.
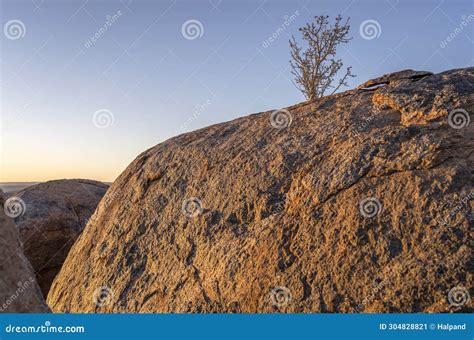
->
[359,19,381,40]
[182,197,203,218]
[440,14,474,48]
[3,19,26,40]
[0,278,35,312]
[359,197,382,218]
[92,109,115,128]
[93,286,114,307]
[84,10,123,49]
[4,321,85,335]
[3,197,26,218]
[180,99,212,132]
[439,191,473,227]
[181,19,204,40]
[269,286,292,307]
[270,109,293,129]
[447,108,470,129]
[447,286,470,307]
[262,10,300,48]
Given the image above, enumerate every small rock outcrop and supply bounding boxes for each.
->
[357,69,433,89]
[48,68,473,313]
[0,191,49,312]
[12,179,108,297]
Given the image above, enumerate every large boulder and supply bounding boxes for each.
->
[13,179,108,297]
[0,191,49,312]
[48,68,473,313]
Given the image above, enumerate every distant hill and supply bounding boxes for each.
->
[0,182,40,194]
[0,181,112,194]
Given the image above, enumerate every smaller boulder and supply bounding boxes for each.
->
[0,191,48,312]
[357,69,433,89]
[12,179,108,297]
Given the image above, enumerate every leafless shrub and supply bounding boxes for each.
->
[289,15,355,101]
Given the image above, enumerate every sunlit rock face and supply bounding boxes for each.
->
[48,68,473,313]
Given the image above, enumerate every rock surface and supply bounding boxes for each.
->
[356,69,433,89]
[48,68,473,313]
[13,179,108,297]
[0,191,49,312]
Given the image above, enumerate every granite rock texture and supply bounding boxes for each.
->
[0,191,49,312]
[48,68,473,313]
[14,179,108,296]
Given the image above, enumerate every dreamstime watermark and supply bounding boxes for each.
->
[440,14,474,48]
[4,19,26,40]
[439,191,473,227]
[84,11,123,49]
[270,109,293,129]
[261,200,285,227]
[92,109,114,128]
[352,114,376,137]
[182,197,203,218]
[182,19,204,40]
[3,196,26,218]
[93,286,114,307]
[262,10,300,48]
[448,108,470,129]
[359,19,381,40]
[269,286,292,307]
[180,99,212,132]
[0,277,35,312]
[447,286,470,307]
[354,277,389,312]
[5,321,85,334]
[101,190,122,210]
[359,197,382,218]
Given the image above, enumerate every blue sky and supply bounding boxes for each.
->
[1,0,473,181]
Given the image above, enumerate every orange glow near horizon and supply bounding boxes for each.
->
[0,138,128,183]
[0,159,121,183]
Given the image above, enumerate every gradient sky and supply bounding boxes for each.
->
[1,0,473,182]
